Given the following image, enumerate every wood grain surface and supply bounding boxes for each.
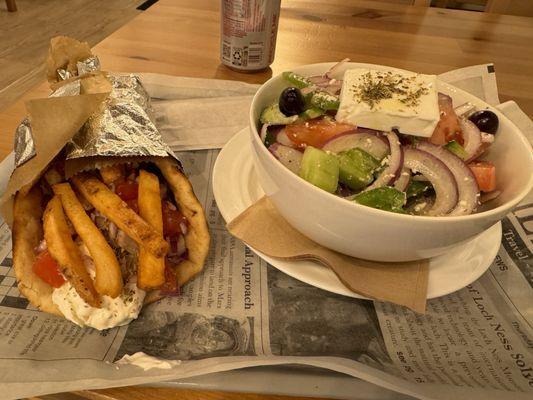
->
[1,0,533,161]
[4,0,533,399]
[0,0,144,112]
[30,387,321,400]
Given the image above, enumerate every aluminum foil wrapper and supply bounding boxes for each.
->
[65,74,174,160]
[77,56,100,76]
[56,55,101,82]
[13,118,35,167]
[57,68,73,81]
[14,54,175,168]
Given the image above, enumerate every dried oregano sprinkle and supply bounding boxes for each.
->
[350,71,429,109]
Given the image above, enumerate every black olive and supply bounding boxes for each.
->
[468,110,499,135]
[279,87,305,116]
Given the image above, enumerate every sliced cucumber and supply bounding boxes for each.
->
[282,71,312,89]
[445,140,468,160]
[310,91,340,111]
[299,146,339,193]
[354,187,406,213]
[406,180,433,199]
[260,103,299,125]
[299,107,325,121]
[337,148,380,190]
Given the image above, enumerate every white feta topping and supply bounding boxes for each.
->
[116,352,181,371]
[336,68,440,137]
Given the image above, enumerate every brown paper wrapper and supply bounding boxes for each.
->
[227,197,428,313]
[46,36,92,85]
[0,91,109,225]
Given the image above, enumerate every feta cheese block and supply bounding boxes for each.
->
[335,68,440,137]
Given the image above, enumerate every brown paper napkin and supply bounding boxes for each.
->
[0,91,109,226]
[227,197,428,313]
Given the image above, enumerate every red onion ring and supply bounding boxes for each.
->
[323,81,343,95]
[365,131,402,191]
[260,123,270,143]
[460,118,482,162]
[308,76,331,86]
[394,168,411,192]
[305,59,349,97]
[261,124,296,147]
[269,143,303,174]
[275,128,297,147]
[404,148,458,216]
[325,58,350,79]
[417,141,479,216]
[322,130,389,159]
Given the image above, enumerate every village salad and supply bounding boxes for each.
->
[259,61,500,216]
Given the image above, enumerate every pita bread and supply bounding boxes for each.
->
[12,159,210,316]
[155,159,210,286]
[13,185,62,316]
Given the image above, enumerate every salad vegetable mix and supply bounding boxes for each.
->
[259,62,500,216]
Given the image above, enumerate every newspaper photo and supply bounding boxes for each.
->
[0,65,532,400]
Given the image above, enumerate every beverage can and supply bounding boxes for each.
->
[220,0,281,71]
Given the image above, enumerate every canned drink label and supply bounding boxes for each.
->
[221,0,281,71]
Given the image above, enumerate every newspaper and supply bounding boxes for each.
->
[0,65,532,400]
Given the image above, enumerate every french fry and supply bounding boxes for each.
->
[53,183,123,298]
[137,170,166,289]
[43,196,101,308]
[71,173,169,258]
[100,164,125,185]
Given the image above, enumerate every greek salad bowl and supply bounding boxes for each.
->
[248,62,533,262]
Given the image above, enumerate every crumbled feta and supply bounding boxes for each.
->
[414,202,427,212]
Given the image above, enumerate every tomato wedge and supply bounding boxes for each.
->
[125,199,139,214]
[430,93,462,145]
[284,117,355,148]
[162,202,188,237]
[115,181,138,201]
[33,250,66,288]
[469,161,496,192]
[159,262,180,295]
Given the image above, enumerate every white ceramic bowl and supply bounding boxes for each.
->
[249,62,533,262]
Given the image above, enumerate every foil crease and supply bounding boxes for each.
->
[65,74,174,160]
[56,56,101,82]
[77,56,100,76]
[57,68,73,81]
[13,118,35,167]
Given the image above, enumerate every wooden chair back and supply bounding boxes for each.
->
[6,0,17,12]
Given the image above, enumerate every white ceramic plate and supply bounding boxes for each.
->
[213,128,502,299]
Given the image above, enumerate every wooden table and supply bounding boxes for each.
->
[2,1,531,399]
